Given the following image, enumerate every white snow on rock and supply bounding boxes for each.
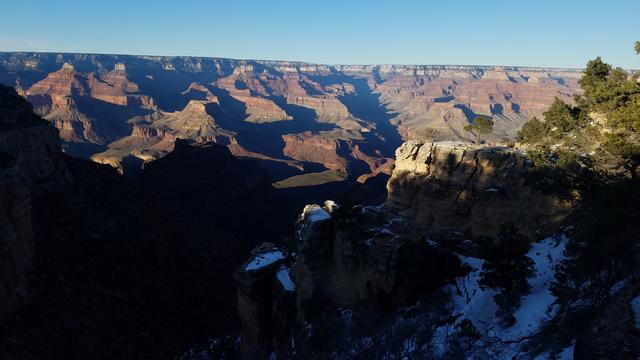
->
[505,236,566,340]
[244,251,286,272]
[631,295,640,329]
[431,235,568,358]
[277,266,295,292]
[557,342,576,360]
[324,200,340,213]
[301,204,331,223]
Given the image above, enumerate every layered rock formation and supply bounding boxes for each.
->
[90,99,302,174]
[89,123,177,173]
[23,63,96,143]
[386,141,572,240]
[90,99,229,171]
[373,67,580,142]
[16,61,155,152]
[282,132,350,172]
[0,52,583,186]
[216,75,292,123]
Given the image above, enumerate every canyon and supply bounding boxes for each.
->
[1,77,639,359]
[0,52,582,192]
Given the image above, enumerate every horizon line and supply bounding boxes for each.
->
[0,49,594,71]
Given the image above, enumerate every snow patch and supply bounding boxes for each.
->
[244,251,286,271]
[302,205,331,223]
[504,236,567,340]
[432,235,568,357]
[277,266,295,292]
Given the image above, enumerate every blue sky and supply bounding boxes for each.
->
[1,0,638,68]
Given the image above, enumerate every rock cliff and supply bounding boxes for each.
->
[0,85,70,311]
[386,141,572,241]
[234,200,462,358]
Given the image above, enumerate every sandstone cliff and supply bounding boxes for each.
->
[386,141,572,241]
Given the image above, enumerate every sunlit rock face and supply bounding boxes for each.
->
[372,66,580,142]
[386,141,572,241]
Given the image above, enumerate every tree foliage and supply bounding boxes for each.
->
[517,117,549,144]
[543,98,588,135]
[519,43,640,179]
[518,42,640,310]
[602,133,640,178]
[578,56,612,108]
[464,115,494,144]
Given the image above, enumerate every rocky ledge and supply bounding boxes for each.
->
[234,200,462,358]
[386,141,573,241]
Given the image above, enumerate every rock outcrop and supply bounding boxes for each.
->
[386,141,572,241]
[22,62,152,147]
[90,100,233,173]
[89,124,177,173]
[234,243,295,359]
[0,85,70,311]
[86,63,155,107]
[282,132,350,171]
[234,201,462,358]
[216,75,292,123]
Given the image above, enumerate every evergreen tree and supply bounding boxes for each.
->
[464,115,494,144]
[517,117,549,143]
[542,99,586,135]
[519,43,640,179]
[603,133,640,179]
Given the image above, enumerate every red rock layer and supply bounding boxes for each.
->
[351,145,394,183]
[216,75,291,123]
[282,132,348,171]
